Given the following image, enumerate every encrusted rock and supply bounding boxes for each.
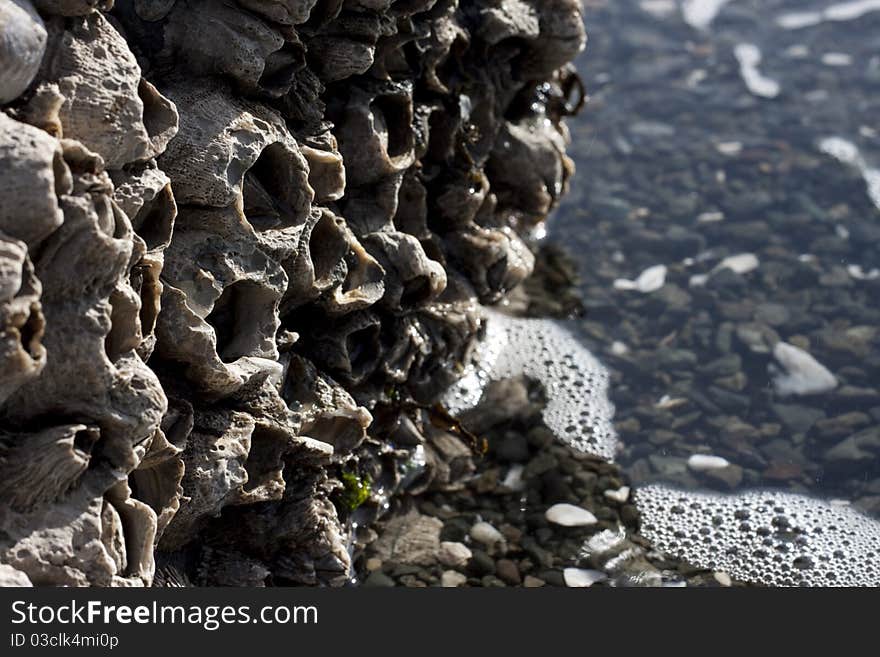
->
[0,0,587,587]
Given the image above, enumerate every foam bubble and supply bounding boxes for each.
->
[635,485,880,586]
[442,310,617,460]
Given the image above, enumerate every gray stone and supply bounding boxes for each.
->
[467,550,496,576]
[772,404,826,434]
[495,558,522,585]
[364,571,396,588]
[372,511,443,567]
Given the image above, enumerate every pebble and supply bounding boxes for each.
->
[814,412,872,440]
[604,486,631,503]
[481,575,507,587]
[772,341,838,396]
[824,427,880,463]
[772,403,826,434]
[438,541,472,569]
[539,570,566,587]
[441,570,468,588]
[364,571,396,588]
[495,433,530,462]
[545,503,598,527]
[495,559,522,585]
[522,539,555,568]
[611,340,630,356]
[501,464,526,491]
[822,52,852,66]
[614,264,667,293]
[470,521,505,546]
[500,524,523,543]
[699,354,742,377]
[715,253,760,275]
[563,568,608,587]
[697,210,725,222]
[523,575,546,588]
[468,550,497,576]
[704,464,744,489]
[524,453,557,478]
[714,572,733,587]
[365,558,382,572]
[687,454,731,471]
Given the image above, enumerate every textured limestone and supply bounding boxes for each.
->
[1,0,586,586]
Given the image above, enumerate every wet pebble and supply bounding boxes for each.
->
[496,559,522,585]
[441,570,468,588]
[545,503,598,527]
[364,571,396,588]
[469,520,502,543]
[438,541,472,569]
[563,568,607,588]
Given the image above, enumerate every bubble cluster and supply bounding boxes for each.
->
[443,310,617,460]
[635,485,880,586]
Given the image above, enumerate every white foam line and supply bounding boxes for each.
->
[442,310,617,460]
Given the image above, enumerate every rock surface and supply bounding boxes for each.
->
[0,0,587,586]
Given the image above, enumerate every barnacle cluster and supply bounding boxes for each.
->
[0,0,586,586]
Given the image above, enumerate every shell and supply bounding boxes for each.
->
[0,0,47,104]
[316,215,386,315]
[129,428,184,540]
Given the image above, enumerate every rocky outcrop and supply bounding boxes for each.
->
[0,0,585,586]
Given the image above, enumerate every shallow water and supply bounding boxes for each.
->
[551,0,880,517]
